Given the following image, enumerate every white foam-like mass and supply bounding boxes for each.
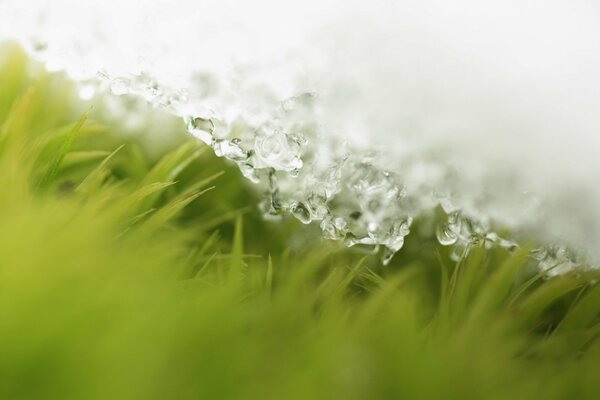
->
[2,0,599,269]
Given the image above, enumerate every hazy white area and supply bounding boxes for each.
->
[1,0,599,263]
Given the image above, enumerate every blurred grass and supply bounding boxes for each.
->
[1,42,600,399]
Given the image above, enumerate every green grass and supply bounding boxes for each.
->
[1,42,600,400]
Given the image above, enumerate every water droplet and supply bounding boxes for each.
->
[436,224,458,246]
[253,131,303,172]
[213,138,248,161]
[450,243,469,261]
[186,116,214,144]
[239,163,260,183]
[344,232,359,247]
[306,193,328,220]
[382,246,397,265]
[291,202,312,224]
[189,116,214,132]
[321,216,347,240]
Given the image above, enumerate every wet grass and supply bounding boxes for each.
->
[1,43,600,400]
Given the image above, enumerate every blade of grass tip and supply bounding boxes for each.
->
[355,264,423,324]
[514,272,589,330]
[142,141,204,185]
[127,208,157,226]
[37,109,90,190]
[555,280,600,333]
[196,230,220,259]
[508,261,568,307]
[355,267,386,292]
[280,248,335,298]
[447,245,470,304]
[61,150,111,169]
[229,214,245,283]
[125,144,149,180]
[196,254,262,262]
[76,144,125,195]
[183,170,225,193]
[452,245,486,319]
[0,44,28,120]
[30,121,106,165]
[435,248,450,324]
[193,252,218,279]
[201,206,252,231]
[185,231,220,278]
[313,265,347,302]
[121,181,177,214]
[143,186,214,230]
[0,87,34,148]
[469,246,530,321]
[334,256,368,296]
[176,245,202,279]
[139,142,204,210]
[266,254,273,298]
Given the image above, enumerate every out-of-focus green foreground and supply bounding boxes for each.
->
[1,43,599,400]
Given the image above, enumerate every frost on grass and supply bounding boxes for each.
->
[2,0,600,270]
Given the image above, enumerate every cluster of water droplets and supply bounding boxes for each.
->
[4,0,599,273]
[12,62,576,273]
[183,90,416,264]
[64,67,592,272]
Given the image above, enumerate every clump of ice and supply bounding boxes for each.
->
[2,0,600,269]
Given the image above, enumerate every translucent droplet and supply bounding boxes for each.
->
[436,224,458,246]
[321,216,347,240]
[253,131,303,172]
[186,116,214,145]
[259,198,283,220]
[189,116,213,132]
[435,224,458,246]
[212,138,248,161]
[344,232,359,247]
[450,243,469,261]
[306,193,328,220]
[291,202,311,224]
[323,165,342,198]
[530,247,548,261]
[239,163,259,183]
[382,246,397,265]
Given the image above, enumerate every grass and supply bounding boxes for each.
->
[1,42,600,399]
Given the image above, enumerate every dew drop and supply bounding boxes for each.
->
[186,116,214,144]
[382,246,396,265]
[306,193,328,220]
[436,224,458,246]
[253,131,304,172]
[291,202,312,224]
[239,163,260,183]
[213,138,248,161]
[321,216,348,240]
